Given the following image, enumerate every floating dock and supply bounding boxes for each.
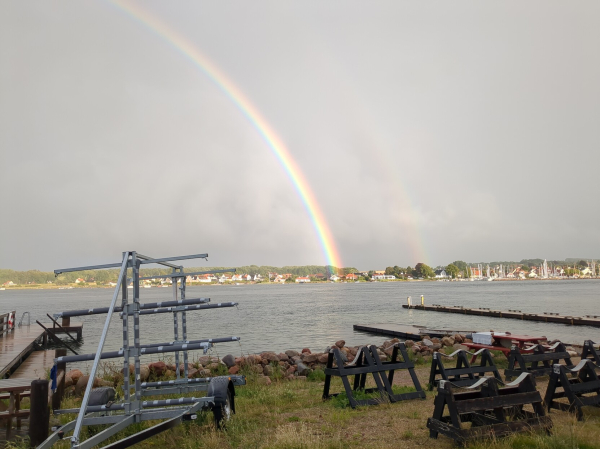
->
[402,304,600,327]
[354,323,477,340]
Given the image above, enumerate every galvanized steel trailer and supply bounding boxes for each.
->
[38,251,246,449]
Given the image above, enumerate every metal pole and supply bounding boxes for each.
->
[132,253,142,418]
[71,251,129,447]
[180,268,189,379]
[122,262,130,405]
[172,268,180,381]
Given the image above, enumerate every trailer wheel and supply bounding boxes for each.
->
[212,386,233,428]
[207,376,235,429]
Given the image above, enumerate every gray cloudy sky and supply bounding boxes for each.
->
[1,1,599,271]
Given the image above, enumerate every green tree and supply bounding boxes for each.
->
[414,263,435,278]
[452,261,468,272]
[446,264,459,279]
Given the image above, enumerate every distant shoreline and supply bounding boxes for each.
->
[1,276,596,291]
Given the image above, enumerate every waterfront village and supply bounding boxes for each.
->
[1,259,598,289]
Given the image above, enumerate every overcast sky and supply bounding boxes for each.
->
[1,1,599,271]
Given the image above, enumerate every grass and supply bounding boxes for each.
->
[11,357,600,449]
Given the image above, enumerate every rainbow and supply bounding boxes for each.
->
[108,1,342,269]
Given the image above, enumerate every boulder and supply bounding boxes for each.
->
[207,363,220,371]
[411,345,421,354]
[149,362,167,377]
[257,375,272,386]
[295,361,310,376]
[250,365,263,374]
[422,339,433,347]
[431,337,441,344]
[405,340,415,348]
[291,356,302,364]
[179,363,194,373]
[277,353,289,362]
[383,346,395,357]
[441,337,454,347]
[67,369,84,384]
[285,350,300,358]
[348,346,358,356]
[286,365,297,375]
[263,365,274,376]
[187,368,199,379]
[431,343,442,351]
[222,354,236,368]
[317,353,329,364]
[228,365,240,375]
[246,354,263,365]
[234,357,246,366]
[335,340,345,349]
[261,352,280,363]
[74,376,111,395]
[64,375,73,388]
[301,348,311,354]
[302,353,319,364]
[140,365,150,382]
[199,369,212,377]
[453,334,464,344]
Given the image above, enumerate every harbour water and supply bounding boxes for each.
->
[1,280,599,363]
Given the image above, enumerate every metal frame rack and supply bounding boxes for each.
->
[38,251,246,449]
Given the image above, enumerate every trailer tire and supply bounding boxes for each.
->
[208,377,234,428]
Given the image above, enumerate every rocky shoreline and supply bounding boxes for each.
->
[62,334,580,393]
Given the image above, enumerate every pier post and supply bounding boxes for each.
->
[421,295,424,305]
[29,379,49,447]
[52,349,67,410]
[61,316,70,328]
[407,296,411,307]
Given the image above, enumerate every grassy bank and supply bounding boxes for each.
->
[5,356,600,449]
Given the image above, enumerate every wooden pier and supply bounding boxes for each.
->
[402,304,600,327]
[0,316,83,379]
[354,323,478,339]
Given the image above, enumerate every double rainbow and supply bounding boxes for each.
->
[109,1,342,269]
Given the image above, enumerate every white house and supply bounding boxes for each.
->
[434,269,448,279]
[329,275,340,282]
[372,274,396,280]
[295,276,311,283]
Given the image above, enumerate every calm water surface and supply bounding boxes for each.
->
[1,280,599,363]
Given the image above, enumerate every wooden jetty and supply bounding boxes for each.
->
[354,323,477,340]
[402,304,600,327]
[0,314,83,379]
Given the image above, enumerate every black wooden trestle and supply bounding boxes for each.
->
[427,373,552,445]
[580,340,600,365]
[505,341,573,380]
[322,342,425,408]
[428,348,501,390]
[544,359,600,420]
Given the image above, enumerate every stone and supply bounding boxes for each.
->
[405,340,415,348]
[411,345,421,354]
[285,350,300,358]
[295,361,310,376]
[187,368,199,378]
[422,339,433,347]
[179,363,194,373]
[277,353,289,362]
[568,350,578,358]
[317,353,329,364]
[391,338,400,344]
[234,357,246,365]
[74,376,109,395]
[431,343,442,351]
[140,365,150,382]
[431,337,441,344]
[64,375,73,388]
[383,346,395,357]
[222,354,236,368]
[246,354,263,365]
[348,347,358,356]
[199,369,212,377]
[67,369,84,384]
[261,352,280,363]
[286,374,295,381]
[302,353,319,364]
[301,348,311,354]
[291,356,302,364]
[441,337,454,347]
[263,365,274,376]
[250,365,263,374]
[149,361,167,377]
[286,366,297,375]
[207,363,220,371]
[257,376,272,386]
[228,365,240,375]
[453,334,464,344]
[335,340,345,348]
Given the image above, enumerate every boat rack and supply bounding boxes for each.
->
[38,251,246,449]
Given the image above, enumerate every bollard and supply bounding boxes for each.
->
[421,295,424,305]
[52,348,67,410]
[29,379,49,447]
[407,296,411,306]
